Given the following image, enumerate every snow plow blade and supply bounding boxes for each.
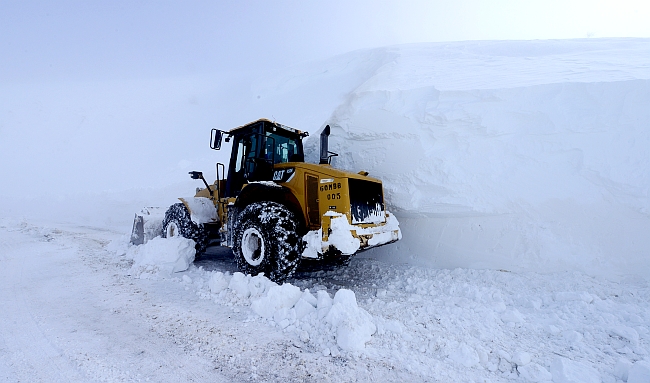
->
[129,207,166,245]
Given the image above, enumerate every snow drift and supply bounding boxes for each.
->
[303,39,650,278]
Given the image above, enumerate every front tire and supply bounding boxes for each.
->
[233,202,302,283]
[162,203,208,258]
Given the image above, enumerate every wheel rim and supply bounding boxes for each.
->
[166,222,179,238]
[241,228,264,266]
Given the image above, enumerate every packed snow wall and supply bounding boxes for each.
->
[305,39,650,278]
[2,37,648,278]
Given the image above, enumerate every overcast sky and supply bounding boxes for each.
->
[2,0,649,83]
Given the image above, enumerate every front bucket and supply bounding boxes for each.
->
[129,207,166,245]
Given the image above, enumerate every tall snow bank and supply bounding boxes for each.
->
[305,39,650,278]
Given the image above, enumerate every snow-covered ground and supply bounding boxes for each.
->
[2,219,649,382]
[2,38,650,382]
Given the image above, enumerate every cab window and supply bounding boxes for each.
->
[264,132,302,163]
[234,135,259,173]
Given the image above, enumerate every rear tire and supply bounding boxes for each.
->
[233,201,302,283]
[162,203,208,258]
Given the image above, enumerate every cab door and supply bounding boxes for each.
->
[305,174,320,229]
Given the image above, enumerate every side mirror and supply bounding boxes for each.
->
[210,129,223,150]
[189,171,203,180]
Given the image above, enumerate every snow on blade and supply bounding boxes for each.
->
[324,213,361,255]
[302,211,402,257]
[181,197,218,225]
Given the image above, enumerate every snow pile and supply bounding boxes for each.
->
[158,256,650,380]
[99,226,650,381]
[302,39,650,279]
[322,289,376,352]
[126,236,196,276]
[206,271,376,353]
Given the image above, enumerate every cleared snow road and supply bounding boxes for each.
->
[0,223,229,383]
[2,220,650,382]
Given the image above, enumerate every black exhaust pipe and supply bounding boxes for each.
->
[319,125,331,164]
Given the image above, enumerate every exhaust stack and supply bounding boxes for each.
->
[320,125,331,164]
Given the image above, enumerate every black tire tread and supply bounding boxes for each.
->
[232,201,302,283]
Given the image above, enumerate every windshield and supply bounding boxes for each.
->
[263,132,302,164]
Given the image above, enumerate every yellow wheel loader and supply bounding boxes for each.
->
[130,119,401,282]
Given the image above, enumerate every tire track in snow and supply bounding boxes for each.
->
[0,224,230,383]
[0,227,85,382]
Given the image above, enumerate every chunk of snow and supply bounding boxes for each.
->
[493,301,507,313]
[293,298,316,320]
[550,356,600,383]
[325,214,360,255]
[248,274,273,298]
[228,272,251,298]
[208,272,230,294]
[498,350,512,362]
[250,283,302,319]
[614,358,633,381]
[273,307,296,329]
[301,229,322,259]
[519,362,553,382]
[324,289,376,352]
[365,211,402,246]
[127,236,195,275]
[512,351,531,366]
[448,344,480,368]
[628,360,650,383]
[300,290,318,307]
[316,290,333,319]
[547,325,561,335]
